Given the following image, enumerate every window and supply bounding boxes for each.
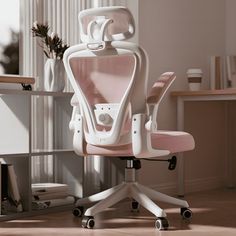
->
[0,0,20,75]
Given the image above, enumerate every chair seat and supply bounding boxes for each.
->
[85,130,194,157]
[151,131,195,153]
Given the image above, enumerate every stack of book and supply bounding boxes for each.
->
[0,163,23,215]
[31,183,75,210]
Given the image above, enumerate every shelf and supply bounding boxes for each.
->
[0,75,35,84]
[0,149,74,157]
[31,149,74,156]
[0,152,30,158]
[0,89,82,221]
[0,89,73,97]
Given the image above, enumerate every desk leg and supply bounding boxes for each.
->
[225,102,235,188]
[177,98,185,197]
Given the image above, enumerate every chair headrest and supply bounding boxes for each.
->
[78,6,135,43]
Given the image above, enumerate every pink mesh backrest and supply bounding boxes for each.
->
[69,55,135,106]
[63,7,148,147]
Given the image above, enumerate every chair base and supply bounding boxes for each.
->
[74,160,191,229]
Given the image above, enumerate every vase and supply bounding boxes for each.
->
[44,58,65,92]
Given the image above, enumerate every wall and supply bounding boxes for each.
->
[138,0,227,194]
[225,0,236,54]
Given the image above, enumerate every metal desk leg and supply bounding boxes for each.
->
[177,97,185,197]
[225,102,235,188]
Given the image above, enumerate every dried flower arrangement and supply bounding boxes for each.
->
[31,22,69,60]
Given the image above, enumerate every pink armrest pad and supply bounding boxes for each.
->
[147,72,175,103]
[151,131,195,153]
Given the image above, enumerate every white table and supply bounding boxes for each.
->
[171,89,236,196]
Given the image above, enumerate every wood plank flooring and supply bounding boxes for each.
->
[0,188,236,236]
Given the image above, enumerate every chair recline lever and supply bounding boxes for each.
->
[167,156,177,170]
[142,156,177,171]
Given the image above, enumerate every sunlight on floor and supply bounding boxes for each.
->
[6,219,46,223]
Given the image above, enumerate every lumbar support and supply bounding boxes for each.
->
[94,103,119,126]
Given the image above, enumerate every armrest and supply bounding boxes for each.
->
[132,113,170,158]
[147,72,176,104]
[146,72,176,131]
[69,94,81,131]
[69,94,84,155]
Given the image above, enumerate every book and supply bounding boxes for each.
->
[32,183,69,195]
[32,196,75,210]
[32,191,69,201]
[210,56,223,90]
[1,164,9,202]
[226,56,236,88]
[0,163,9,215]
[1,199,21,215]
[7,165,23,212]
[0,163,23,214]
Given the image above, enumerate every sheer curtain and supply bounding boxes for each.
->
[20,0,138,191]
[20,0,91,183]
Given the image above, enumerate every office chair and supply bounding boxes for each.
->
[63,6,195,230]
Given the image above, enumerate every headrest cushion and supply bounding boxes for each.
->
[79,6,135,43]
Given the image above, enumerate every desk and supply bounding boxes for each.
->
[171,89,236,196]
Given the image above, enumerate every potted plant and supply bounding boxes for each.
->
[32,22,69,92]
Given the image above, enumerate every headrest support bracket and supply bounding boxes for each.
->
[87,18,114,43]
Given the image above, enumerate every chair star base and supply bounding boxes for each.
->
[74,160,192,229]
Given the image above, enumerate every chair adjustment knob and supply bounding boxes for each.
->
[98,113,112,125]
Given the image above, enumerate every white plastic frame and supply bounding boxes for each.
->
[63,41,148,150]
[146,73,176,132]
[63,7,172,158]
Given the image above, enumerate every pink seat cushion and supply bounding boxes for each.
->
[85,130,194,157]
[151,131,195,153]
[85,143,133,156]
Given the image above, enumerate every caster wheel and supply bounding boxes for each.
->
[131,200,139,212]
[72,206,84,217]
[181,208,192,220]
[82,216,95,229]
[155,217,169,230]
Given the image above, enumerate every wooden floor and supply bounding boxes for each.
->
[1,188,236,236]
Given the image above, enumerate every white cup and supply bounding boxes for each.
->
[187,68,202,91]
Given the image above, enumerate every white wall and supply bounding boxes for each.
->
[138,0,227,194]
[225,0,236,54]
[139,0,225,128]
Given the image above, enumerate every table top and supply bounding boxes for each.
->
[171,89,236,97]
[0,75,35,84]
